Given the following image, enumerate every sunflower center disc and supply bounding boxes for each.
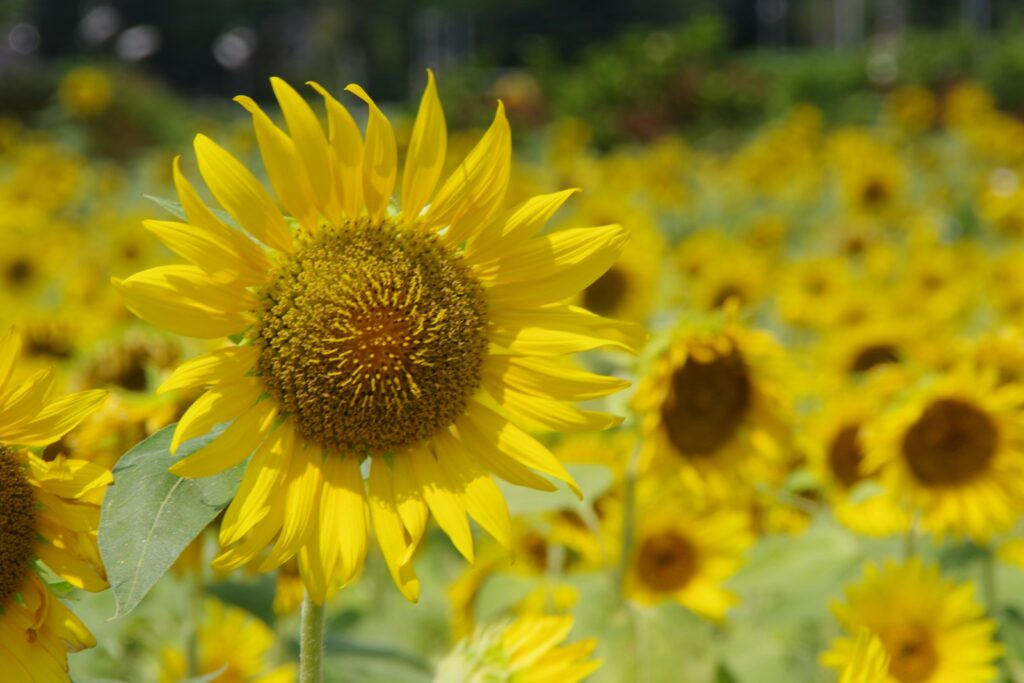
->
[660,346,751,457]
[828,423,865,489]
[0,447,37,609]
[636,531,697,592]
[582,266,627,316]
[888,626,938,683]
[902,398,998,486]
[256,219,488,455]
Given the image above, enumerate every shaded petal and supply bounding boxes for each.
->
[235,95,319,231]
[158,345,259,395]
[368,459,420,602]
[271,76,333,210]
[466,189,579,263]
[307,81,364,219]
[427,102,510,245]
[410,445,474,562]
[345,84,397,220]
[170,399,277,478]
[401,70,447,220]
[194,134,293,253]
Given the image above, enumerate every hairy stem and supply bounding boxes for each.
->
[299,593,326,683]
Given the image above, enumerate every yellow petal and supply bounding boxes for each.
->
[449,419,557,493]
[319,454,368,585]
[29,455,112,499]
[213,503,284,571]
[261,444,321,570]
[0,389,107,446]
[114,265,256,339]
[172,378,262,453]
[391,454,429,559]
[235,95,319,231]
[345,84,397,219]
[467,188,579,262]
[482,376,622,432]
[410,445,474,562]
[194,134,292,253]
[298,521,331,605]
[158,345,259,395]
[401,70,446,220]
[486,355,630,401]
[35,541,107,592]
[434,434,511,549]
[170,399,277,478]
[0,366,55,426]
[488,304,646,355]
[220,424,290,545]
[271,77,332,211]
[465,400,582,498]
[479,224,626,283]
[307,81,363,219]
[426,102,510,244]
[486,225,628,307]
[368,458,420,602]
[143,218,269,286]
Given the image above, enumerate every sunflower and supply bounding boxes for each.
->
[801,387,911,538]
[863,363,1024,539]
[115,73,640,603]
[623,482,752,621]
[822,560,1002,683]
[635,316,790,497]
[0,329,110,680]
[434,614,601,683]
[159,599,294,683]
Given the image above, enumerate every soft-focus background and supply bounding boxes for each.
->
[6,2,1024,683]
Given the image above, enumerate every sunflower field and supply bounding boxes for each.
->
[6,4,1024,683]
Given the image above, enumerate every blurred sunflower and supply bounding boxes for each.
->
[801,388,910,538]
[864,363,1024,539]
[0,329,109,680]
[636,317,790,497]
[822,560,1001,683]
[116,72,640,603]
[623,483,752,621]
[434,614,601,683]
[159,599,294,683]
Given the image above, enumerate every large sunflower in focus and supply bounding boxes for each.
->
[0,330,109,680]
[822,560,1001,683]
[864,364,1024,539]
[115,73,640,603]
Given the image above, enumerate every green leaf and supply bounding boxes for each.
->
[144,194,236,227]
[99,423,246,619]
[144,194,188,221]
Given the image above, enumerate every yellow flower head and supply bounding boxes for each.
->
[0,329,109,679]
[160,598,294,683]
[116,72,641,603]
[636,317,790,498]
[864,363,1024,540]
[434,613,600,683]
[58,66,113,119]
[822,560,1002,683]
[623,481,752,621]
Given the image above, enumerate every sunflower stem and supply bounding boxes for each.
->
[615,442,643,594]
[299,593,326,683]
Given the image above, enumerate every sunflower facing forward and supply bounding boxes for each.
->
[0,329,110,680]
[822,560,1002,683]
[116,73,640,603]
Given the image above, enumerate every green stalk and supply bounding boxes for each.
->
[299,593,327,683]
